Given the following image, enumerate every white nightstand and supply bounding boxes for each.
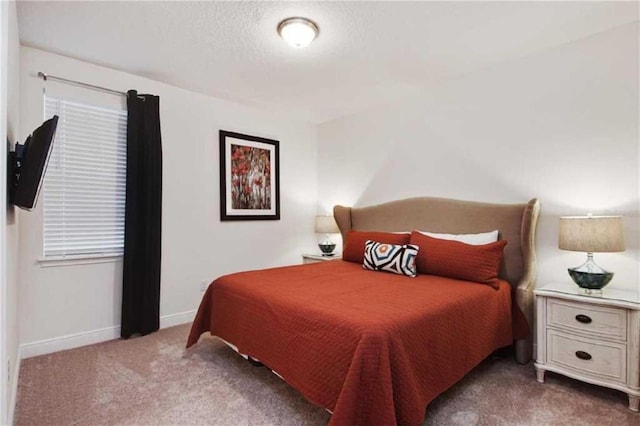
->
[301,253,341,264]
[534,281,640,412]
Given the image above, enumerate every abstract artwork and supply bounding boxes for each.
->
[219,130,280,221]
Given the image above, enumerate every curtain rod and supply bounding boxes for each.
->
[37,72,128,97]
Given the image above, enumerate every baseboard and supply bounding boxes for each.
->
[20,310,196,359]
[159,310,196,329]
[8,346,21,426]
[20,325,121,359]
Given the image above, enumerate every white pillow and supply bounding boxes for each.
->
[418,230,499,245]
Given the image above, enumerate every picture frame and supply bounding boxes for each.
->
[219,130,280,221]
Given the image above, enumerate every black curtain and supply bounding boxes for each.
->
[121,90,163,338]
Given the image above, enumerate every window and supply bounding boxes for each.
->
[43,96,127,258]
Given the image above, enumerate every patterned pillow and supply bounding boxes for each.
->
[363,240,419,277]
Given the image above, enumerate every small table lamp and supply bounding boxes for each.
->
[315,215,339,256]
[559,215,625,291]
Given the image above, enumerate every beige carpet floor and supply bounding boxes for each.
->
[15,324,638,425]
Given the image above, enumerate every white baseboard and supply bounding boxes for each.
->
[159,310,196,329]
[20,325,120,359]
[20,310,196,359]
[8,346,21,426]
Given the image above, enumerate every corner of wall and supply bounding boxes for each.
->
[4,0,21,423]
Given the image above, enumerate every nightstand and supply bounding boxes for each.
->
[534,281,640,411]
[301,254,341,264]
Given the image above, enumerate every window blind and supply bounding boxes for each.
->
[43,96,127,258]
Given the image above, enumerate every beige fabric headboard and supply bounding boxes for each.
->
[333,196,541,364]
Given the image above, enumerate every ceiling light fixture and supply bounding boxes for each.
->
[277,17,319,48]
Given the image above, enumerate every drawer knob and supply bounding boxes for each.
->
[575,314,592,324]
[575,351,592,361]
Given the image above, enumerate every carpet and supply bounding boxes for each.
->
[15,324,638,425]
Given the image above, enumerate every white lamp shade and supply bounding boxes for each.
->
[315,215,339,234]
[559,216,625,253]
[278,18,319,48]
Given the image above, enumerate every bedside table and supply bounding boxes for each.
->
[534,281,640,412]
[301,254,341,264]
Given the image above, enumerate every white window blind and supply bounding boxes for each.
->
[43,96,127,258]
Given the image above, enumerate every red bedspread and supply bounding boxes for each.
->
[187,260,515,425]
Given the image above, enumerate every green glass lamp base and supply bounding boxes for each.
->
[568,269,614,290]
[318,243,336,256]
[567,253,614,290]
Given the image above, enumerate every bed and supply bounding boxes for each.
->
[187,196,540,425]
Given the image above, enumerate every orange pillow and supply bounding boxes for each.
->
[343,231,410,264]
[409,231,507,289]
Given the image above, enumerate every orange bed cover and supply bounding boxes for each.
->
[187,260,519,425]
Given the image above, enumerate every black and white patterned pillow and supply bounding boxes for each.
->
[363,240,419,277]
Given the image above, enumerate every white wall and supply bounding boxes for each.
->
[318,23,639,292]
[18,47,318,356]
[6,2,20,421]
[1,0,21,423]
[0,3,8,420]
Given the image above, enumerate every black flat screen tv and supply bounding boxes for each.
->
[10,115,59,210]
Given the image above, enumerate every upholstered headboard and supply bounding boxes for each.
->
[333,196,540,363]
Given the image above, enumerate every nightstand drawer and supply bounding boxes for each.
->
[547,298,627,341]
[547,330,626,383]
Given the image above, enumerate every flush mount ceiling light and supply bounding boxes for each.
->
[277,17,319,48]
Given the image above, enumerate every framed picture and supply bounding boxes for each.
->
[219,130,280,221]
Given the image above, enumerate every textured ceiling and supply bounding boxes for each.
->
[18,1,638,123]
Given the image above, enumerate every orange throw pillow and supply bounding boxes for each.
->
[343,231,410,264]
[409,231,507,289]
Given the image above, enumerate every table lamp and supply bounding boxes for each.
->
[315,215,339,256]
[559,215,625,291]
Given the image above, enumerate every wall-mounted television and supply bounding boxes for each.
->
[7,115,59,211]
